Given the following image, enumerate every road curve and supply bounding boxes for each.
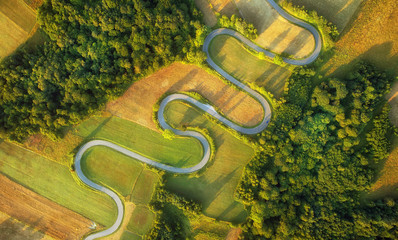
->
[75,0,321,239]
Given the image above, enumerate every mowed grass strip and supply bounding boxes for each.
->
[0,141,117,227]
[81,146,144,197]
[209,34,291,98]
[74,116,203,168]
[126,206,155,236]
[131,169,159,205]
[121,231,142,240]
[164,101,254,223]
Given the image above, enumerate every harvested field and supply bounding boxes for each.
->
[209,34,290,98]
[0,0,37,58]
[235,0,315,58]
[288,0,363,31]
[164,101,254,223]
[195,0,217,27]
[0,174,92,240]
[106,62,264,129]
[208,0,241,17]
[324,0,398,77]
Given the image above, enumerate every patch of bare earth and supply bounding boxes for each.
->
[226,228,242,240]
[0,174,93,240]
[106,62,264,130]
[235,0,315,59]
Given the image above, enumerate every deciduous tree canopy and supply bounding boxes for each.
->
[0,0,208,140]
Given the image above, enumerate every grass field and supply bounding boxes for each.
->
[164,101,254,223]
[106,62,264,128]
[235,0,315,59]
[130,169,159,205]
[209,34,291,98]
[191,216,232,239]
[0,141,117,227]
[120,231,141,240]
[287,0,363,31]
[323,0,398,78]
[75,116,203,168]
[126,206,155,236]
[81,146,144,197]
[0,0,37,58]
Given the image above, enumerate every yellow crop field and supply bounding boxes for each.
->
[0,0,37,58]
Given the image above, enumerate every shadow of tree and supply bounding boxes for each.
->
[0,217,46,240]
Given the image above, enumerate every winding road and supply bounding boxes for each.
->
[75,0,322,239]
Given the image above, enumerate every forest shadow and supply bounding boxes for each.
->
[283,29,312,57]
[169,69,198,92]
[0,217,46,240]
[83,116,112,141]
[327,41,398,78]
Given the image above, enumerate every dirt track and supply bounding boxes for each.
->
[0,174,92,240]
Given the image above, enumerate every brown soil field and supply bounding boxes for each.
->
[288,0,363,31]
[235,0,315,58]
[195,0,218,27]
[0,174,93,240]
[0,211,54,240]
[226,228,242,240]
[106,62,264,130]
[324,0,398,77]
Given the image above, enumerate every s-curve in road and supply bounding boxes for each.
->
[75,0,321,238]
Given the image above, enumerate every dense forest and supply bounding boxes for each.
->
[1,0,397,239]
[0,0,208,140]
[236,62,398,239]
